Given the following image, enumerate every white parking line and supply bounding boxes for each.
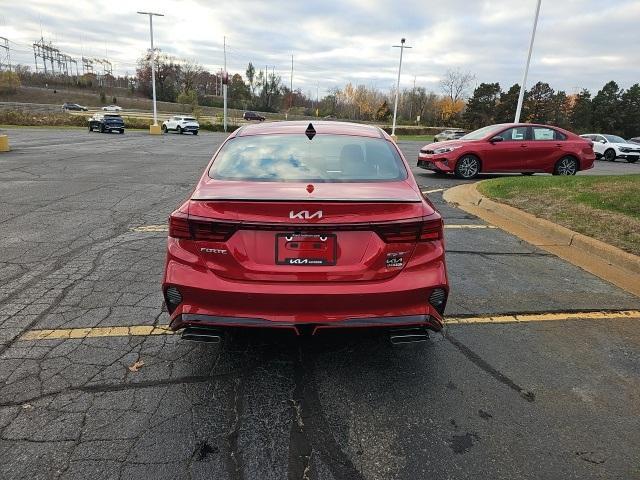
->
[422,188,445,194]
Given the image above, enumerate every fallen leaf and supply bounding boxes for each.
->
[128,360,145,372]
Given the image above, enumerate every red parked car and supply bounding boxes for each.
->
[417,123,595,179]
[163,121,448,343]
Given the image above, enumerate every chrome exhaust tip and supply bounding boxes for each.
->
[389,327,429,345]
[181,327,223,344]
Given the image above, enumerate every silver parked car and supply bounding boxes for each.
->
[434,129,466,142]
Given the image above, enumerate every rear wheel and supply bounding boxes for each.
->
[162,125,168,133]
[88,124,93,132]
[100,124,105,133]
[553,156,578,175]
[454,155,480,179]
[604,149,616,162]
[177,126,183,134]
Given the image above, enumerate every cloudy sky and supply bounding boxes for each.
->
[2,0,639,96]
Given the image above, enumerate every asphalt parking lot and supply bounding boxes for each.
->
[1,128,639,480]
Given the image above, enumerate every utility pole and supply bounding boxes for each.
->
[137,11,164,130]
[391,38,411,138]
[316,82,319,117]
[223,36,227,132]
[409,75,416,122]
[514,0,542,123]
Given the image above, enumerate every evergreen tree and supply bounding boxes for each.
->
[570,89,592,133]
[523,81,555,123]
[592,81,622,133]
[620,84,640,138]
[495,84,520,123]
[463,82,501,129]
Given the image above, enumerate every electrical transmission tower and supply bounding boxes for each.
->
[0,37,11,72]
[32,37,79,76]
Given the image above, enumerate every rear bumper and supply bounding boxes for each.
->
[163,242,448,333]
[169,311,443,335]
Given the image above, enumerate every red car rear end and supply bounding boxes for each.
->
[163,121,448,338]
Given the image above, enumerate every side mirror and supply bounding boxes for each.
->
[489,136,503,143]
[599,139,606,144]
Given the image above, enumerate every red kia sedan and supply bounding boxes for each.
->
[417,123,595,179]
[163,121,448,342]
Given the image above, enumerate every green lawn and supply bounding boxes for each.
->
[478,175,640,256]
[396,134,435,142]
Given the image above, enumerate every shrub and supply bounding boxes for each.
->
[0,72,21,95]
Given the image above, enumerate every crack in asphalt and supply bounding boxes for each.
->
[444,331,536,402]
[285,345,366,480]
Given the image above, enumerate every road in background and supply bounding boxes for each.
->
[0,129,638,480]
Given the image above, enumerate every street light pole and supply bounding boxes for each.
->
[137,11,164,129]
[514,0,542,123]
[391,38,411,138]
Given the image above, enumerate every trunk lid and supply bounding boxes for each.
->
[179,180,436,283]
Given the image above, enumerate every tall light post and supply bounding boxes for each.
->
[391,38,411,138]
[514,0,542,123]
[137,11,164,132]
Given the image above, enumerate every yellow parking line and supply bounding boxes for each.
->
[20,325,173,341]
[131,225,168,232]
[446,310,640,325]
[16,310,640,341]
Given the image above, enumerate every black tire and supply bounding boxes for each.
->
[88,124,93,132]
[100,124,105,133]
[628,158,638,163]
[553,156,578,175]
[162,125,167,134]
[604,149,616,162]
[177,126,183,134]
[454,155,481,179]
[193,130,198,135]
[521,172,535,176]
[119,129,124,134]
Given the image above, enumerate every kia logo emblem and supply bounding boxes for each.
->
[289,210,323,220]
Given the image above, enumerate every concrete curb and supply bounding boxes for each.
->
[443,182,640,297]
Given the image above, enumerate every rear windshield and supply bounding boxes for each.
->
[209,134,407,182]
[184,117,196,122]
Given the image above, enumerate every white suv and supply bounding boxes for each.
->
[162,116,200,135]
[580,134,640,163]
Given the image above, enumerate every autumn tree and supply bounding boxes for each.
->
[440,69,475,104]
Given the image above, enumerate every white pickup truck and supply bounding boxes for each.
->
[162,116,200,135]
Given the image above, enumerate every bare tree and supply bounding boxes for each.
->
[439,69,475,103]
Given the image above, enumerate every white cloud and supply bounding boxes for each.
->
[1,0,638,95]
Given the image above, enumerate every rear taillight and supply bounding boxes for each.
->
[189,219,237,241]
[168,212,238,241]
[169,212,190,238]
[376,219,442,243]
